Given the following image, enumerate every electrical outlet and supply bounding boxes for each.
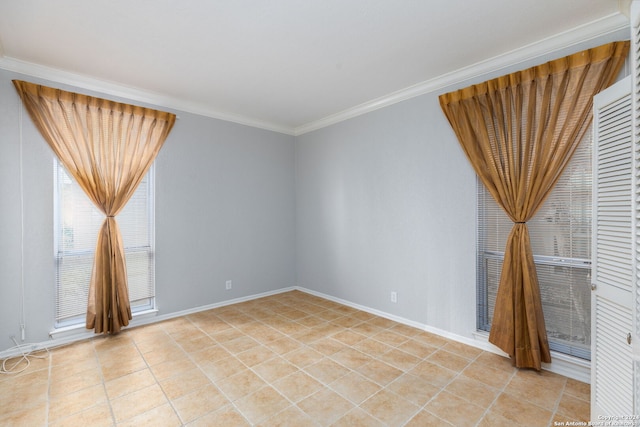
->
[225,280,232,290]
[390,291,397,303]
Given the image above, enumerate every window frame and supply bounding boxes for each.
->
[53,160,156,329]
[476,131,593,361]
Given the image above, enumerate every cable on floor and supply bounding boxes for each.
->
[0,336,49,375]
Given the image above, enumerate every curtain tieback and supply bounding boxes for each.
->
[514,221,526,224]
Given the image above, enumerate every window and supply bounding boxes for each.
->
[54,161,155,328]
[477,129,592,360]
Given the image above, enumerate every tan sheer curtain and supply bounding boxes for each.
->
[13,81,176,334]
[439,41,628,369]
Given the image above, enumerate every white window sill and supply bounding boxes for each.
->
[473,331,591,383]
[49,309,158,341]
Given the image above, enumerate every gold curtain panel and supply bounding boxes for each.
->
[13,80,176,334]
[439,41,629,370]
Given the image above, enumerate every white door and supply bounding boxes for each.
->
[591,75,634,419]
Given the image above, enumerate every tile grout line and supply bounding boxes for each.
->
[45,349,52,427]
[550,375,569,422]
[221,301,390,424]
[32,292,589,426]
[92,337,118,427]
[234,306,355,425]
[470,354,520,427]
[129,329,186,426]
[407,350,483,426]
[157,317,239,426]
[46,337,111,426]
[300,309,432,426]
[168,315,223,427]
[182,311,283,426]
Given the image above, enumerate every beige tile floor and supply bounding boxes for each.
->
[0,290,589,426]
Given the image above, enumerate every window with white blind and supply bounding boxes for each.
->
[477,129,592,360]
[54,161,155,328]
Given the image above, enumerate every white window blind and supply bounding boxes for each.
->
[54,161,155,327]
[477,129,592,360]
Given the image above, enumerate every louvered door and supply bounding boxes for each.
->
[633,1,640,415]
[591,75,634,419]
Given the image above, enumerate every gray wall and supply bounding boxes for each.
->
[0,28,629,353]
[155,113,296,314]
[294,31,629,341]
[0,69,296,352]
[0,73,55,352]
[295,93,477,336]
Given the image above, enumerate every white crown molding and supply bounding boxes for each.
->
[294,12,630,136]
[0,56,296,136]
[0,11,629,138]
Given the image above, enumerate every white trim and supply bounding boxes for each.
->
[0,285,591,382]
[300,287,591,383]
[296,286,507,356]
[0,13,629,137]
[48,308,160,341]
[546,351,591,384]
[294,12,629,135]
[0,56,295,136]
[0,287,296,360]
[473,332,591,383]
[135,286,297,328]
[632,0,640,28]
[620,0,632,19]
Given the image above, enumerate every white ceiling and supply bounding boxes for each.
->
[0,0,630,134]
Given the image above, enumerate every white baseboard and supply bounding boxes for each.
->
[0,285,591,384]
[297,287,591,383]
[0,287,296,360]
[472,331,591,383]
